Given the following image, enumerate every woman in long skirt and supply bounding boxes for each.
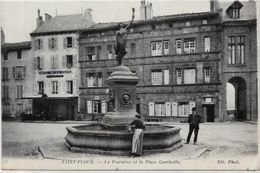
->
[130,114,145,156]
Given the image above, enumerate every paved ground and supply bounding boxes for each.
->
[1,121,258,160]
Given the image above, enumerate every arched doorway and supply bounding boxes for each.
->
[227,77,246,120]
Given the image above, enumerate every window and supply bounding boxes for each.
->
[176,69,182,85]
[97,46,102,60]
[176,39,182,54]
[17,51,21,59]
[66,80,73,94]
[184,38,195,54]
[202,20,208,24]
[51,81,58,94]
[86,47,96,61]
[232,8,240,18]
[3,103,11,114]
[130,43,136,57]
[151,42,162,56]
[184,69,196,84]
[151,70,162,85]
[34,56,44,70]
[151,69,169,85]
[87,100,107,114]
[155,102,166,116]
[2,67,9,80]
[164,41,169,55]
[64,37,74,48]
[67,37,72,48]
[107,45,113,59]
[204,37,211,52]
[38,81,44,95]
[13,66,26,79]
[87,73,102,87]
[178,102,190,117]
[228,36,245,65]
[226,1,242,19]
[3,52,8,60]
[228,36,236,64]
[34,38,43,50]
[16,85,23,98]
[48,37,57,50]
[204,67,210,83]
[163,69,169,85]
[93,100,102,114]
[237,36,245,64]
[64,55,73,68]
[2,86,9,99]
[185,21,191,27]
[50,55,59,69]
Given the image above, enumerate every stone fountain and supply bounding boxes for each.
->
[64,8,183,155]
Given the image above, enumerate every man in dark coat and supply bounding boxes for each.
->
[185,107,202,145]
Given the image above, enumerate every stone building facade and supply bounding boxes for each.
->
[27,9,94,120]
[78,0,257,122]
[1,39,34,119]
[215,0,257,121]
[78,12,222,122]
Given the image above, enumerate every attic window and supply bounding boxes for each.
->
[226,1,243,19]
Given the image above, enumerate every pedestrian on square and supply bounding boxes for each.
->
[129,114,145,157]
[185,107,202,145]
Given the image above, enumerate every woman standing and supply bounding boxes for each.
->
[130,114,145,156]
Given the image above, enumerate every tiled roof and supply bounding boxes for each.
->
[31,14,93,36]
[83,12,218,32]
[2,41,31,51]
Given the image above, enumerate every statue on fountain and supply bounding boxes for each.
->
[115,8,135,66]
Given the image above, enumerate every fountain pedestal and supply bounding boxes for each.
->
[65,65,183,155]
[102,65,139,126]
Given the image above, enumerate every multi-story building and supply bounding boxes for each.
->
[78,0,257,122]
[1,29,34,119]
[27,9,94,120]
[213,0,257,121]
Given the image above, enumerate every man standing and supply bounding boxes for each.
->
[185,107,202,145]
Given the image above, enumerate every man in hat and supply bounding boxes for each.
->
[129,114,145,156]
[185,107,202,145]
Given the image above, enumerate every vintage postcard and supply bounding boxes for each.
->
[0,0,259,171]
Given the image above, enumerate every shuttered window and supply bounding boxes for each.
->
[184,69,196,84]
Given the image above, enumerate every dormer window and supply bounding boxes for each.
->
[226,1,243,19]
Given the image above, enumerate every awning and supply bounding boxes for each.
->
[22,95,78,100]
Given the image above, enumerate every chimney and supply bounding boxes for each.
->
[140,0,146,20]
[210,0,219,12]
[84,8,93,21]
[1,27,5,46]
[145,2,153,20]
[36,9,44,27]
[45,13,52,22]
[140,0,153,20]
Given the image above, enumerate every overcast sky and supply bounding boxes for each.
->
[0,0,210,43]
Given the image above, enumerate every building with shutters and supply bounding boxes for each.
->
[1,32,34,119]
[78,0,257,122]
[26,9,94,120]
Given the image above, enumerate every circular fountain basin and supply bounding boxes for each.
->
[65,123,183,155]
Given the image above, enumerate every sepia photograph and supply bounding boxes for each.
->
[0,0,259,170]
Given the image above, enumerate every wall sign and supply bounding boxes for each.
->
[39,70,72,75]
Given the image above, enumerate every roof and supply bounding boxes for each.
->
[31,14,93,36]
[2,41,31,52]
[82,12,218,32]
